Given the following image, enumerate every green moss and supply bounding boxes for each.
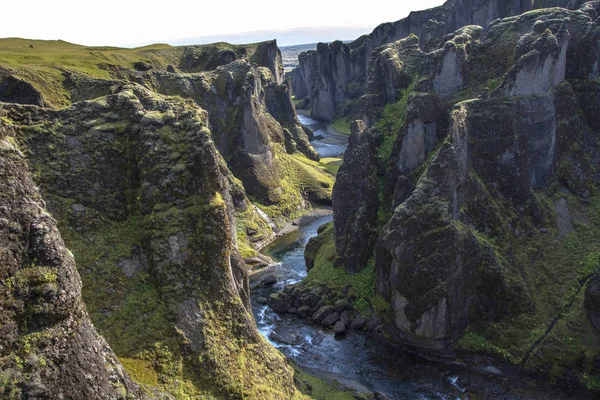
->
[291,152,343,176]
[329,118,352,135]
[459,193,600,375]
[254,147,334,227]
[375,79,416,163]
[119,358,159,387]
[457,332,519,363]
[303,222,390,317]
[292,365,357,400]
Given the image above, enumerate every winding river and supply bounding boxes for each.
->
[249,116,577,399]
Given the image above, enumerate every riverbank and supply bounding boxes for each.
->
[250,213,596,400]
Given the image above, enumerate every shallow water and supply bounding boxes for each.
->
[298,114,348,158]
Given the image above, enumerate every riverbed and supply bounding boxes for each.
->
[298,114,348,158]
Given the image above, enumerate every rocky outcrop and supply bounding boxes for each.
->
[493,20,570,97]
[139,59,324,212]
[0,121,143,399]
[332,121,379,273]
[292,0,587,121]
[1,84,301,398]
[327,3,600,384]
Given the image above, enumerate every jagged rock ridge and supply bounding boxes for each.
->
[290,0,588,121]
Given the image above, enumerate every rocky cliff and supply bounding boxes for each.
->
[1,84,305,398]
[0,37,333,252]
[291,0,589,122]
[0,119,144,398]
[308,1,600,392]
[0,39,324,398]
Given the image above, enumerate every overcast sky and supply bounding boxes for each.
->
[1,0,446,47]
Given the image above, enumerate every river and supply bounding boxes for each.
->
[249,116,578,399]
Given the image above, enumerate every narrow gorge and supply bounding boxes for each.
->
[1,0,600,399]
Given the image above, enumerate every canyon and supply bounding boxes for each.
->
[1,0,600,399]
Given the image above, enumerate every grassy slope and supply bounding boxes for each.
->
[0,38,264,108]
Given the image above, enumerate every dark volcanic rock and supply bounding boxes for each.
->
[333,320,347,334]
[269,292,292,313]
[321,311,340,327]
[312,305,335,323]
[329,3,600,362]
[333,120,379,273]
[291,0,584,121]
[0,75,44,106]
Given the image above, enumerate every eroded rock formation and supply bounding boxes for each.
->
[318,2,600,388]
[292,0,587,121]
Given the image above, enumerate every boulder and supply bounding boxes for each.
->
[297,306,313,318]
[261,275,278,287]
[268,292,292,313]
[256,297,268,305]
[364,318,382,332]
[312,305,335,323]
[322,312,340,327]
[333,320,347,334]
[350,314,368,330]
[334,298,350,312]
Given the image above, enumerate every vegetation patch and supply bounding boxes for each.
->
[303,223,390,317]
[293,365,358,400]
[329,118,351,135]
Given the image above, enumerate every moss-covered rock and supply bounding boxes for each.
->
[0,120,144,399]
[2,85,304,398]
[322,2,600,393]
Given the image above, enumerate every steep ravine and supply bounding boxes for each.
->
[251,205,591,399]
[250,117,588,399]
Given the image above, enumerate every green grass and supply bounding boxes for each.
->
[374,79,416,163]
[255,148,334,226]
[329,118,352,135]
[303,222,390,317]
[292,152,343,176]
[0,38,270,108]
[293,365,358,400]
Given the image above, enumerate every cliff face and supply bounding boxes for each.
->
[292,0,587,121]
[144,60,322,208]
[0,121,143,399]
[0,37,332,250]
[1,84,303,398]
[321,1,600,389]
[0,38,323,398]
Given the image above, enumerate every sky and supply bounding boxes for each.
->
[1,0,446,47]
